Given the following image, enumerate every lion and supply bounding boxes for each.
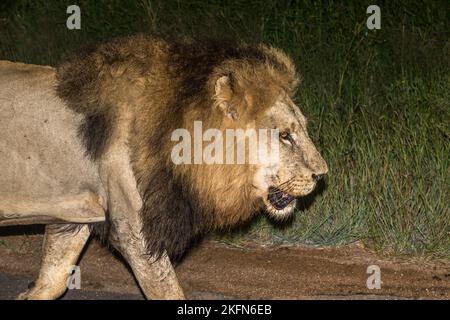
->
[0,34,328,300]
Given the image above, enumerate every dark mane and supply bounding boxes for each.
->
[168,38,265,104]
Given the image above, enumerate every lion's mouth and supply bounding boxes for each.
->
[267,187,296,210]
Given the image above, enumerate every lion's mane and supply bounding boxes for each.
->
[56,34,298,260]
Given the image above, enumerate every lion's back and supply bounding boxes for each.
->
[0,60,55,80]
[0,61,103,199]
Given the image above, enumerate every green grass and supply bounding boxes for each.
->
[1,0,449,259]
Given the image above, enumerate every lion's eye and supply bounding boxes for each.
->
[280,131,289,139]
[280,131,294,145]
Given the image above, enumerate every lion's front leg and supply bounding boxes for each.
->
[110,219,185,300]
[129,252,185,300]
[17,224,91,300]
[98,127,185,300]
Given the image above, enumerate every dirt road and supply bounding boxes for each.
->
[0,230,448,300]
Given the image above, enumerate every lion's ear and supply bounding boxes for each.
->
[214,75,238,120]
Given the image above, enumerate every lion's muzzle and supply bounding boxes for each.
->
[267,186,296,210]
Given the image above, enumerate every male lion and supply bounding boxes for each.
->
[0,34,328,299]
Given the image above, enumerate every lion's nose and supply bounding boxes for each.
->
[312,173,325,182]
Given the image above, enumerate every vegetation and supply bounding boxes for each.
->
[1,0,448,258]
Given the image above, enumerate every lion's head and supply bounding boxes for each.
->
[254,92,328,218]
[177,44,328,226]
